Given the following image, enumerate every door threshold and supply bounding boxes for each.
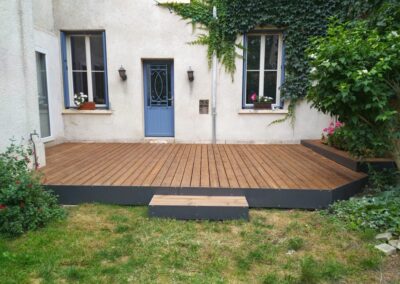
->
[144,137,175,144]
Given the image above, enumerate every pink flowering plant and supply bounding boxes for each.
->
[322,121,348,151]
[0,141,64,236]
[250,92,273,103]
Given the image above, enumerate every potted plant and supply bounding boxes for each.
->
[74,92,96,110]
[250,93,273,109]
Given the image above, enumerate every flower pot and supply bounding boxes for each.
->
[78,102,96,110]
[253,102,272,109]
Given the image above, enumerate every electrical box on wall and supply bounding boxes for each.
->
[199,100,209,114]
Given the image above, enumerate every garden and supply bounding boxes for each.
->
[1,0,400,283]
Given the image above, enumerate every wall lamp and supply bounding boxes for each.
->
[187,66,194,82]
[118,66,127,81]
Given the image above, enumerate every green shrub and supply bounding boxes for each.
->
[367,167,399,192]
[328,189,400,234]
[307,5,400,159]
[0,142,65,236]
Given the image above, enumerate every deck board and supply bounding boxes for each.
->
[42,143,366,190]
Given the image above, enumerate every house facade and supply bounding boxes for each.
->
[0,0,331,167]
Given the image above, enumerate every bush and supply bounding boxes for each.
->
[0,142,64,236]
[367,167,399,192]
[307,7,400,159]
[328,189,400,234]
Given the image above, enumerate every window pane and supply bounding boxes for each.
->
[71,36,87,71]
[90,35,104,71]
[92,71,105,104]
[246,71,259,104]
[246,36,261,70]
[264,35,279,70]
[35,52,51,138]
[263,71,277,102]
[72,71,88,101]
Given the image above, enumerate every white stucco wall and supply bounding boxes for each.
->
[0,0,46,166]
[50,0,330,144]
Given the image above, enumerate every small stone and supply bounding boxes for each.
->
[375,243,396,256]
[375,232,392,241]
[286,250,295,255]
[388,240,399,247]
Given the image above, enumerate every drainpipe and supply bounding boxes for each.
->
[29,130,40,170]
[211,6,218,144]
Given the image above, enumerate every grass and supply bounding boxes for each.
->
[0,204,399,283]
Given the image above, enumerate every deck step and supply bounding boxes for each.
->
[148,195,249,220]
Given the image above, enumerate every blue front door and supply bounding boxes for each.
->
[144,60,174,137]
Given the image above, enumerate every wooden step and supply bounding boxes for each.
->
[149,195,249,220]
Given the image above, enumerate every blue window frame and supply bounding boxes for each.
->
[61,31,109,109]
[242,31,285,109]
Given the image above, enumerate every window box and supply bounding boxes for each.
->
[78,102,96,110]
[253,102,272,109]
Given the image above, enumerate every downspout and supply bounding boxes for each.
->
[29,130,39,170]
[211,6,218,144]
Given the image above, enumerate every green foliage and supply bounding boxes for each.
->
[367,167,399,192]
[160,0,382,104]
[0,142,64,236]
[307,3,400,158]
[329,189,400,234]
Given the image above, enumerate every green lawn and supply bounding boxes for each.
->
[0,205,398,283]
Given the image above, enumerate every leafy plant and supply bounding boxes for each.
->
[250,93,273,104]
[367,167,399,192]
[307,3,400,159]
[328,189,400,234]
[159,0,382,121]
[0,142,65,236]
[322,121,349,151]
[73,92,88,107]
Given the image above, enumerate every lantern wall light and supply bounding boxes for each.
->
[118,66,127,81]
[187,66,194,82]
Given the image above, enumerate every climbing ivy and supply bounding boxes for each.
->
[159,0,383,104]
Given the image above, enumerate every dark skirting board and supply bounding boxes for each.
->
[301,140,396,172]
[44,176,368,209]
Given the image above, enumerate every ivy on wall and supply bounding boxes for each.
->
[159,0,383,105]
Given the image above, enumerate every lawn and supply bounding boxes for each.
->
[0,205,398,284]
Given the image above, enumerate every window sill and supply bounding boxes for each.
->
[238,109,289,114]
[41,136,55,143]
[62,109,113,115]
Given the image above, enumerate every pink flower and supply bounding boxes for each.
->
[0,204,6,210]
[250,93,257,102]
[335,121,343,128]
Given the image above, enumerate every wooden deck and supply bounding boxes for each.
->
[42,143,368,208]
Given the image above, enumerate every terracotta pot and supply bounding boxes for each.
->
[78,102,96,110]
[253,102,272,109]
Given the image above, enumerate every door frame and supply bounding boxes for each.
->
[35,47,54,143]
[142,59,175,137]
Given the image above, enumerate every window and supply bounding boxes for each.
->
[243,32,283,107]
[61,32,109,108]
[35,51,51,138]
